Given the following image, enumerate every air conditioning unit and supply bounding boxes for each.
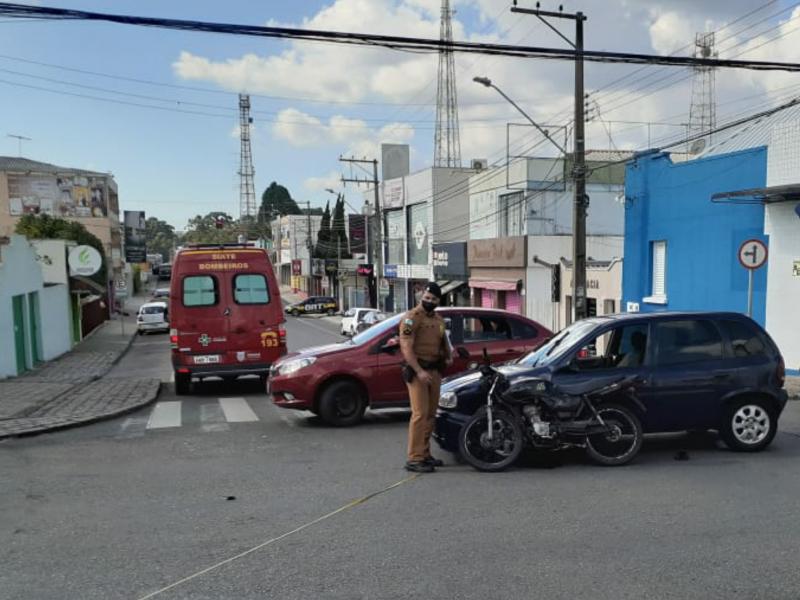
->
[471,158,488,170]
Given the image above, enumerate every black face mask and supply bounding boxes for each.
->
[421,300,437,313]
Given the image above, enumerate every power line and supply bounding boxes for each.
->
[2,4,800,71]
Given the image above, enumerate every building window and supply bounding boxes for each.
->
[645,240,667,304]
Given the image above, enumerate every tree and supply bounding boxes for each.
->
[259,182,301,221]
[331,195,352,259]
[15,213,107,284]
[145,217,177,263]
[313,201,332,259]
[182,212,239,245]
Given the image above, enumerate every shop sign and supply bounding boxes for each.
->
[291,259,302,276]
[357,263,374,277]
[468,237,526,268]
[384,264,398,278]
[432,242,467,278]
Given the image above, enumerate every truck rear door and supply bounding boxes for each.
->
[175,273,230,366]
[228,270,285,366]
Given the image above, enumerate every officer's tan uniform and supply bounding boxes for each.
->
[400,305,447,462]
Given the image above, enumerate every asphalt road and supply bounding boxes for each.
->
[3,313,800,599]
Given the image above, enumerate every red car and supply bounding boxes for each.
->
[269,307,552,426]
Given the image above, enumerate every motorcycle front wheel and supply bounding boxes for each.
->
[585,404,643,466]
[458,408,523,472]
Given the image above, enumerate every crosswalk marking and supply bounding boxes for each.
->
[218,397,260,422]
[147,401,182,429]
[200,402,230,433]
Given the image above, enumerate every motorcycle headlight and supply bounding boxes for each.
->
[439,391,458,409]
[277,357,316,376]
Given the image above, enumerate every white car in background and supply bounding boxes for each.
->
[137,301,169,335]
[340,307,380,336]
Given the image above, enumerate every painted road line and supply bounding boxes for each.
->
[147,401,182,429]
[200,403,230,432]
[218,397,259,422]
[118,415,149,439]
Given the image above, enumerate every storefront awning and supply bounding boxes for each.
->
[468,278,519,291]
[711,184,800,204]
[440,280,465,296]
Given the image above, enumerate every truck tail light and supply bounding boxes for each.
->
[777,357,785,388]
[279,326,287,347]
[170,328,178,349]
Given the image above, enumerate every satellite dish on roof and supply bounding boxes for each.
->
[690,138,707,155]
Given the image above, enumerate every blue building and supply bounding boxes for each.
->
[622,146,769,325]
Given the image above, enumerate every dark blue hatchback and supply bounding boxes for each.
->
[435,312,789,454]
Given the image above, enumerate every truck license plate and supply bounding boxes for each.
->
[194,355,221,364]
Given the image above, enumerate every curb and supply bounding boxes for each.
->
[0,381,162,440]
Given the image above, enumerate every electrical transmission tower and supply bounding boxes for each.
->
[434,0,461,168]
[688,32,717,153]
[238,94,257,218]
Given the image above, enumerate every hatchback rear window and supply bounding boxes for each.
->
[720,320,767,357]
[141,306,165,315]
[234,274,270,304]
[654,320,723,365]
[183,275,217,307]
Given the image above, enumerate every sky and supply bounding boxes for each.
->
[1,0,799,230]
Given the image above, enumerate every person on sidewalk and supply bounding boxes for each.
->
[399,282,452,473]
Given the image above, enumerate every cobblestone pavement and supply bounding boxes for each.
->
[0,382,75,419]
[0,295,161,438]
[0,377,160,438]
[22,351,119,384]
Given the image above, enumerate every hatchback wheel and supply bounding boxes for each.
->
[318,380,366,427]
[720,399,777,452]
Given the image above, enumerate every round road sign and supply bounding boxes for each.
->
[738,239,768,270]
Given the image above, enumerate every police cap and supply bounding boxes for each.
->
[424,281,442,299]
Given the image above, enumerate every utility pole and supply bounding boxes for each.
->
[511,2,588,321]
[340,156,383,310]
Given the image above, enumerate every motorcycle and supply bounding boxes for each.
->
[458,351,644,472]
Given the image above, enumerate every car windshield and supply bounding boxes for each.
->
[141,305,165,315]
[517,318,603,367]
[350,314,401,345]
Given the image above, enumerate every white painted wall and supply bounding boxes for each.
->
[764,203,800,371]
[39,284,72,361]
[0,235,72,378]
[764,123,800,371]
[469,159,625,240]
[525,235,624,332]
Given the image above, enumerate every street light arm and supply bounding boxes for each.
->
[474,77,567,156]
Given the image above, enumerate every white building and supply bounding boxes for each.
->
[527,235,624,332]
[469,153,628,240]
[0,235,73,378]
[378,165,476,313]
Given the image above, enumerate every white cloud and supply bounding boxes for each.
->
[272,108,415,155]
[304,171,342,193]
[174,0,800,169]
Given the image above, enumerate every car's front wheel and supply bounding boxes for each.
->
[720,398,777,452]
[317,380,366,427]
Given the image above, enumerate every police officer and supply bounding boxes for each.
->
[399,282,452,473]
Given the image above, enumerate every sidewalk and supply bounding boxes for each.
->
[0,292,161,438]
[787,376,800,401]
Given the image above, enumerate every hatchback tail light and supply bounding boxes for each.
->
[777,357,785,388]
[169,328,178,349]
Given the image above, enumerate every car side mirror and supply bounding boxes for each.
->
[456,346,470,359]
